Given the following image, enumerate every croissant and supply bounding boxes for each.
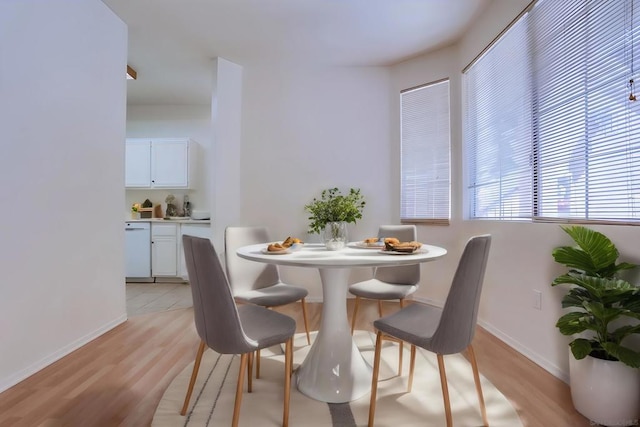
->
[268,243,287,252]
[384,240,421,252]
[282,237,303,248]
[282,237,294,248]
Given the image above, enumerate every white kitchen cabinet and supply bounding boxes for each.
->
[125,140,151,187]
[151,223,178,276]
[125,138,191,189]
[178,223,212,279]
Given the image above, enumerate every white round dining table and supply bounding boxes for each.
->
[236,242,447,403]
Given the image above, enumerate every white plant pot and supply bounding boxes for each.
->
[569,352,640,426]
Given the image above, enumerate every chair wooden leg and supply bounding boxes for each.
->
[301,298,311,345]
[398,338,403,376]
[368,331,384,427]
[232,353,248,427]
[181,340,206,416]
[247,351,253,393]
[351,296,360,335]
[396,299,404,375]
[256,349,261,379]
[377,300,383,317]
[437,354,453,427]
[283,337,293,427]
[468,345,489,426]
[408,345,416,392]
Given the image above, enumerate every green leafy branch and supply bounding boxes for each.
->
[304,188,366,234]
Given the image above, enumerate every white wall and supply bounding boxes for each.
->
[0,1,127,392]
[125,105,212,218]
[391,0,640,381]
[233,64,392,298]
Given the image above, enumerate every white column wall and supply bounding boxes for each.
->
[211,58,244,252]
[0,1,127,392]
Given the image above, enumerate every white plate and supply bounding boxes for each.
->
[379,248,426,255]
[350,241,385,249]
[261,248,290,255]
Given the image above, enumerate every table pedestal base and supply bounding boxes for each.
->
[295,268,372,403]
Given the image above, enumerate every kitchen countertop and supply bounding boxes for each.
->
[125,218,211,224]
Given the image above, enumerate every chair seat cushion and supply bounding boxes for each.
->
[238,304,296,350]
[234,282,308,307]
[349,279,417,300]
[373,303,441,350]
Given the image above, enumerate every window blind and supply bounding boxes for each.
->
[400,80,451,222]
[464,0,640,223]
[464,15,533,220]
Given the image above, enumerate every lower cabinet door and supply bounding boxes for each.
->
[152,236,177,276]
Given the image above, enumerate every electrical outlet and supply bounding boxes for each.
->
[533,289,542,310]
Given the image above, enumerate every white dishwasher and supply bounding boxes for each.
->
[125,222,151,279]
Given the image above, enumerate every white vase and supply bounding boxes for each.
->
[569,352,640,426]
[322,221,348,251]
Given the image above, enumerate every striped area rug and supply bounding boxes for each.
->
[152,331,522,427]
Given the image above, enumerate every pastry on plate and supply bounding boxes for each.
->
[267,243,287,252]
[384,240,421,253]
[282,236,303,248]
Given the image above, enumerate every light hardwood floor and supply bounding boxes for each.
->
[0,300,590,427]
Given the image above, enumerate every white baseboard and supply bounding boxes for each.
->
[0,314,128,393]
[476,320,569,383]
[411,296,569,383]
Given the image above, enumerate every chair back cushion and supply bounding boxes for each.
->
[182,235,253,354]
[430,235,492,354]
[225,226,280,293]
[374,225,420,285]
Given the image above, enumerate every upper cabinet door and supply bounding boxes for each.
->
[125,140,152,187]
[151,139,189,188]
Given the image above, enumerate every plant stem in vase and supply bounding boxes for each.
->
[323,221,348,251]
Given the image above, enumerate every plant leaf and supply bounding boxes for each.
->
[610,324,640,343]
[569,339,593,359]
[556,312,594,335]
[601,343,640,368]
[561,288,591,308]
[560,226,619,273]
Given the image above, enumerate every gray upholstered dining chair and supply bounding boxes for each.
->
[349,225,420,333]
[349,225,419,374]
[181,235,295,427]
[225,226,311,345]
[368,234,492,427]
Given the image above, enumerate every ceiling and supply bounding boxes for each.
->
[102,0,489,105]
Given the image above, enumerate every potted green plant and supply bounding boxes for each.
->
[304,187,366,250]
[551,225,640,426]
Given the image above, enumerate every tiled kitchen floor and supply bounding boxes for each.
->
[126,282,193,317]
